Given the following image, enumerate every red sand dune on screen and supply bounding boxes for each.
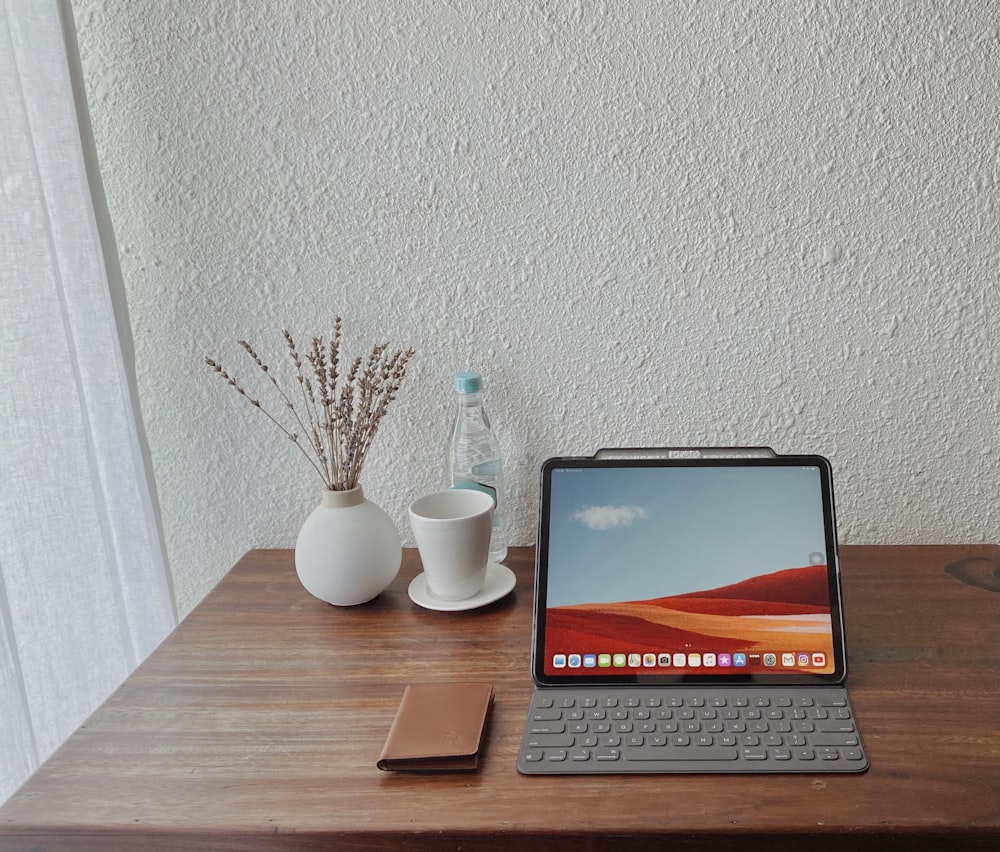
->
[546,564,831,653]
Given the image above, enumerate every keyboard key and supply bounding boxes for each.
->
[529,723,566,735]
[532,709,562,721]
[811,733,859,748]
[624,746,739,762]
[817,720,856,734]
[527,734,574,749]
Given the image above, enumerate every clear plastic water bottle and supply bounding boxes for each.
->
[446,371,507,563]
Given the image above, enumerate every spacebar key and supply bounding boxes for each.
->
[623,746,738,762]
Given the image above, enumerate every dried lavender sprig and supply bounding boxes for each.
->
[238,339,328,482]
[205,321,414,491]
[204,356,330,484]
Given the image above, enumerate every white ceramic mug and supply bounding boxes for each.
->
[408,489,495,601]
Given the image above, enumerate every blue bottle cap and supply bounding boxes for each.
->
[453,371,482,393]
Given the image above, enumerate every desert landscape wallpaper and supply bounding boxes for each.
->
[544,563,836,676]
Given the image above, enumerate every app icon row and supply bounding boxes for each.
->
[552,651,827,669]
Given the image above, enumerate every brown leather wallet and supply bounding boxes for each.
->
[377,682,493,772]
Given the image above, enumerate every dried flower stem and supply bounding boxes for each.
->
[205,319,414,491]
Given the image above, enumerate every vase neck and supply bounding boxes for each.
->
[321,486,364,509]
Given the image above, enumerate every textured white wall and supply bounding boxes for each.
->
[72,0,999,617]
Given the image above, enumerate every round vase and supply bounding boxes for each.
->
[294,486,401,606]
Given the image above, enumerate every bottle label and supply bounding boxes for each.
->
[451,478,497,504]
[451,480,500,530]
[470,459,501,477]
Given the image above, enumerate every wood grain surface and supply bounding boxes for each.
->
[1,545,998,851]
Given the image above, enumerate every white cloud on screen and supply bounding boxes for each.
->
[573,505,649,530]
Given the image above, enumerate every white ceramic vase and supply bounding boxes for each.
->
[294,486,401,606]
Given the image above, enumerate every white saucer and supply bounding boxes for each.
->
[408,563,516,612]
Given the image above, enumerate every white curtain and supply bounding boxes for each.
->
[0,0,176,804]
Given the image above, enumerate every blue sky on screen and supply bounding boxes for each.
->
[545,465,828,607]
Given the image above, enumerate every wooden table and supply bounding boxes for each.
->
[1,545,999,851]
